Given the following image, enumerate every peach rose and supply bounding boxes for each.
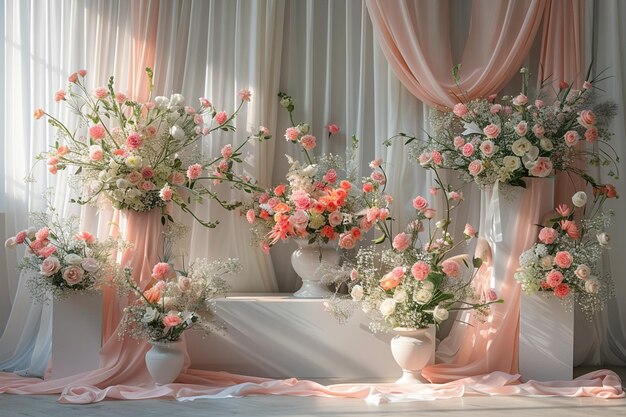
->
[554,283,570,298]
[379,272,402,291]
[483,124,501,139]
[512,94,528,106]
[468,160,484,176]
[584,127,598,143]
[577,110,597,128]
[162,312,182,328]
[545,269,563,288]
[300,134,317,151]
[554,251,573,269]
[338,232,356,250]
[40,256,61,276]
[453,103,468,118]
[479,140,495,157]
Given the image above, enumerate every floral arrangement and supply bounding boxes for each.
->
[515,190,615,318]
[405,67,619,188]
[244,93,369,252]
[119,258,239,343]
[328,168,501,332]
[32,68,269,227]
[4,210,121,302]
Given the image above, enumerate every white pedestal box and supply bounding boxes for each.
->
[519,292,573,382]
[186,294,396,379]
[51,292,103,380]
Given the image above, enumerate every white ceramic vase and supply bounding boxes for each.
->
[145,340,185,385]
[390,326,435,384]
[291,239,339,298]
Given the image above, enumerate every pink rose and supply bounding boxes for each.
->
[246,209,255,224]
[152,262,172,280]
[274,184,286,196]
[214,111,228,125]
[554,283,570,298]
[535,99,545,108]
[338,232,356,250]
[159,185,173,201]
[94,87,108,99]
[194,114,204,125]
[221,144,233,159]
[412,196,428,211]
[529,157,553,177]
[577,110,597,128]
[392,232,412,252]
[47,156,59,166]
[453,136,465,148]
[199,97,212,108]
[453,103,468,118]
[127,170,143,184]
[448,191,463,201]
[323,169,338,184]
[362,183,374,193]
[369,157,383,169]
[300,134,316,151]
[88,145,103,161]
[327,124,340,134]
[284,127,300,142]
[564,130,580,147]
[238,89,252,102]
[162,313,182,328]
[141,181,154,191]
[468,160,484,176]
[169,171,186,186]
[54,90,66,102]
[328,211,343,227]
[532,124,545,138]
[442,259,460,277]
[411,261,431,281]
[479,140,495,157]
[76,231,96,245]
[584,127,598,143]
[431,150,443,165]
[418,152,432,166]
[512,94,528,106]
[141,166,154,179]
[487,289,498,301]
[463,223,476,238]
[545,269,563,288]
[490,104,502,114]
[462,143,475,157]
[187,163,203,180]
[554,251,573,269]
[126,132,143,149]
[14,231,27,244]
[48,166,58,174]
[81,258,100,273]
[503,106,513,115]
[483,124,501,139]
[40,256,61,276]
[515,121,528,136]
[423,208,437,219]
[62,265,85,285]
[538,227,557,244]
[370,171,385,185]
[89,125,106,140]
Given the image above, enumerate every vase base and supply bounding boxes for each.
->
[395,370,429,385]
[293,280,333,298]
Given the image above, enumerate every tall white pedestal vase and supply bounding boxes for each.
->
[145,340,185,385]
[291,239,339,298]
[519,293,573,381]
[51,292,102,380]
[390,326,435,384]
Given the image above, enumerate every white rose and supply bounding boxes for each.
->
[539,256,553,270]
[64,253,83,265]
[142,307,159,323]
[413,289,432,304]
[127,188,142,199]
[420,280,434,291]
[540,138,554,151]
[379,298,397,317]
[572,191,587,208]
[169,93,185,107]
[170,125,185,141]
[154,96,170,110]
[350,285,364,301]
[511,138,532,156]
[116,179,129,189]
[527,146,539,161]
[27,227,37,240]
[4,237,16,249]
[81,258,101,273]
[433,305,449,322]
[503,156,521,171]
[596,232,611,247]
[40,256,61,276]
[393,288,407,303]
[585,279,599,294]
[302,164,318,177]
[574,264,590,280]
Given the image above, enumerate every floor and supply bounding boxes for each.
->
[1,368,624,417]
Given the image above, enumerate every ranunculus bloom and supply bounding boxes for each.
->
[554,251,573,269]
[338,232,356,250]
[76,231,96,245]
[412,196,428,211]
[238,89,252,102]
[162,313,182,328]
[62,265,85,285]
[411,261,431,281]
[126,132,143,149]
[35,227,50,242]
[151,262,172,280]
[483,123,501,138]
[577,110,597,128]
[392,232,411,252]
[452,103,468,118]
[554,283,570,299]
[545,269,564,287]
[327,124,340,134]
[214,111,228,125]
[538,227,558,244]
[89,124,106,140]
[187,163,203,180]
[300,134,316,150]
[442,259,460,277]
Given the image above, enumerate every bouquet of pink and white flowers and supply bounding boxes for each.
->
[33,68,269,227]
[4,210,121,302]
[119,258,238,343]
[515,190,615,318]
[404,68,618,188]
[328,168,502,332]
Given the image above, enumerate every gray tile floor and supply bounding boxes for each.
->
[0,367,624,417]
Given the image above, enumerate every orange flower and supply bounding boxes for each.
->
[33,108,45,120]
[143,285,162,304]
[560,220,581,240]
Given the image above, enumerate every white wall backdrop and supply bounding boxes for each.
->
[1,0,625,369]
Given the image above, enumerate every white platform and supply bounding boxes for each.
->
[186,294,397,379]
[519,293,574,382]
[51,292,103,380]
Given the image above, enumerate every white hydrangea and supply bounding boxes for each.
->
[534,244,548,257]
[519,249,538,267]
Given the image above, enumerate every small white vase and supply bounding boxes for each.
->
[291,239,339,298]
[145,340,185,385]
[390,326,435,384]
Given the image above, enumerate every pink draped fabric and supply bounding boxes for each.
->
[365,0,547,108]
